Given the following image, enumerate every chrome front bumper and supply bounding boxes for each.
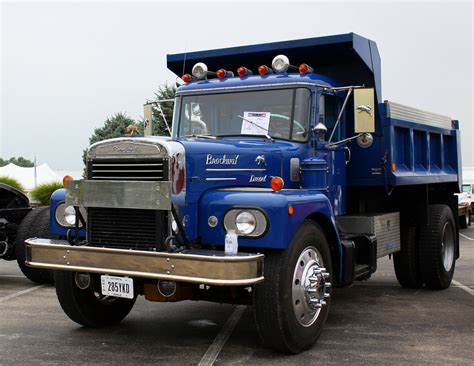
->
[25,239,264,286]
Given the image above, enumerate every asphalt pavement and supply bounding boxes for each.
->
[1,228,473,365]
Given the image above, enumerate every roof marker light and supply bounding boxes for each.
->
[182,74,193,83]
[298,63,314,74]
[258,65,272,76]
[237,67,253,77]
[192,62,208,79]
[216,69,234,79]
[271,55,290,73]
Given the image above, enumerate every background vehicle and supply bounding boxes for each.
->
[25,33,462,353]
[0,183,53,283]
[458,183,472,228]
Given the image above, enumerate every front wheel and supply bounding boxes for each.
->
[54,271,137,327]
[253,220,332,353]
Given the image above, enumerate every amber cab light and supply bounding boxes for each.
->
[63,175,73,187]
[298,63,314,74]
[270,176,284,192]
[182,74,192,83]
[391,163,397,172]
[258,65,271,75]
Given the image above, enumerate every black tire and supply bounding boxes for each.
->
[418,204,456,290]
[54,270,137,327]
[393,226,423,288]
[15,206,54,284]
[253,220,332,353]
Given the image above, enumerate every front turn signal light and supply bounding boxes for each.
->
[63,175,73,187]
[270,176,284,192]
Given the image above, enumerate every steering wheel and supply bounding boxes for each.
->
[269,113,306,139]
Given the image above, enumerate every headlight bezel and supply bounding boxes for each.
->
[223,207,268,238]
[54,202,86,228]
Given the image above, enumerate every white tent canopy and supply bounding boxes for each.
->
[0,163,61,190]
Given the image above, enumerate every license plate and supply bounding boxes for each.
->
[101,275,134,299]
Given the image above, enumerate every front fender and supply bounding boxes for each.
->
[49,188,86,238]
[198,188,340,250]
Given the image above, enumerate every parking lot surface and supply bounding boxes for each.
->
[1,228,473,365]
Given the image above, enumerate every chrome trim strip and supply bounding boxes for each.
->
[176,82,329,94]
[386,101,452,129]
[205,177,237,181]
[25,239,264,286]
[205,168,266,172]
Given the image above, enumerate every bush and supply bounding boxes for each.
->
[0,176,26,193]
[30,182,63,205]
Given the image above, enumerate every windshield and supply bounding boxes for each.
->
[462,184,471,193]
[177,88,311,141]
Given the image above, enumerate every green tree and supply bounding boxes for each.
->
[82,83,176,169]
[0,156,34,167]
[82,112,136,165]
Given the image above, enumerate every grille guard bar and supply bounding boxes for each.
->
[65,180,171,210]
[25,239,264,286]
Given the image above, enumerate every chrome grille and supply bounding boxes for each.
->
[87,157,169,250]
[87,207,167,250]
[89,158,168,181]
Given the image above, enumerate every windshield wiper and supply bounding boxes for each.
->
[238,115,274,141]
[184,134,217,139]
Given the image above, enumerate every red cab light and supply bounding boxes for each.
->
[298,63,314,74]
[216,69,227,78]
[237,66,252,77]
[182,74,192,83]
[258,65,271,75]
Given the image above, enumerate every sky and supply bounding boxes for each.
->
[1,0,473,170]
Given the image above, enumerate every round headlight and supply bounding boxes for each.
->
[64,205,76,225]
[235,211,256,235]
[55,202,85,228]
[192,62,208,79]
[271,54,290,73]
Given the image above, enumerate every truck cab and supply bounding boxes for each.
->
[24,33,461,354]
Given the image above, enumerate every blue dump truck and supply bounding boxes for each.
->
[24,33,462,353]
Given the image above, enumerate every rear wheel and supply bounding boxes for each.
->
[15,207,53,284]
[419,204,456,290]
[393,226,423,288]
[54,271,137,327]
[253,220,332,353]
[460,212,470,229]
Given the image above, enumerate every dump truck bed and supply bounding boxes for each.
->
[347,100,460,187]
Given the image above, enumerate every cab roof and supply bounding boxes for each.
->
[167,33,382,102]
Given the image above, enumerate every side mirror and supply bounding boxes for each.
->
[143,103,153,136]
[354,88,375,133]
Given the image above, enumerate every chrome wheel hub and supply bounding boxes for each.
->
[441,222,455,272]
[292,247,331,327]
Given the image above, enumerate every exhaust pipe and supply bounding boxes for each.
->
[0,241,9,258]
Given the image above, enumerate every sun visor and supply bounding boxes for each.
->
[167,33,382,103]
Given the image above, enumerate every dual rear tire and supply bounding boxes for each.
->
[394,204,456,290]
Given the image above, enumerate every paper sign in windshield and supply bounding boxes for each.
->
[241,112,271,135]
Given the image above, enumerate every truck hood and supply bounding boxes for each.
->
[179,137,282,203]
